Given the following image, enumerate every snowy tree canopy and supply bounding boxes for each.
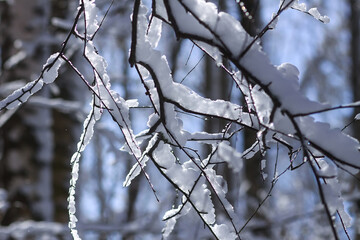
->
[0,0,359,239]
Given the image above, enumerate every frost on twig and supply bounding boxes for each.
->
[0,53,63,111]
[270,0,330,30]
[280,0,330,23]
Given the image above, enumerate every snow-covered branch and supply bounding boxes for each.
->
[1,0,359,239]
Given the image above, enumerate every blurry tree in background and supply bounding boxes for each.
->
[349,0,360,238]
[0,1,360,240]
[0,0,80,235]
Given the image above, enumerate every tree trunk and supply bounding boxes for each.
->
[349,0,360,141]
[0,0,80,226]
[238,0,272,238]
[349,0,360,239]
[0,0,54,224]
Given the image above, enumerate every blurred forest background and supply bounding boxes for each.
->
[0,0,359,239]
